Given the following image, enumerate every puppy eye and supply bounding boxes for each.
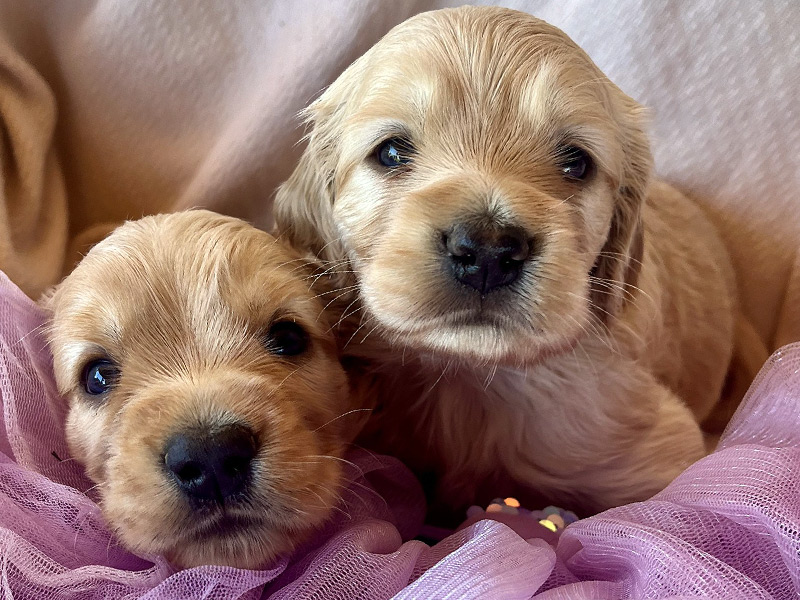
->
[265,321,309,357]
[375,137,414,168]
[558,146,592,180]
[81,359,120,395]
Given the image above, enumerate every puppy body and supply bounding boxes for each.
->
[352,179,734,512]
[45,211,365,568]
[276,7,736,513]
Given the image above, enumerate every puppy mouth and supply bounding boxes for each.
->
[379,303,540,347]
[186,511,265,539]
[434,306,533,332]
[385,288,542,336]
[162,508,283,568]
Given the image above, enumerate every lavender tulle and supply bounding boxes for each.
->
[0,270,797,599]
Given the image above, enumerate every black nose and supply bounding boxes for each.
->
[444,223,531,294]
[164,424,257,503]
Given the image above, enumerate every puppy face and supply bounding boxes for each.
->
[45,211,354,569]
[276,6,651,364]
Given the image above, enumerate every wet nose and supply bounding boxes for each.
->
[164,424,257,503]
[444,223,532,294]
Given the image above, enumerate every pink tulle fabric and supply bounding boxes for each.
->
[1,269,798,599]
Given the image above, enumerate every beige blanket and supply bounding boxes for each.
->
[1,0,798,350]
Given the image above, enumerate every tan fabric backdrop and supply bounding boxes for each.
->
[0,0,798,350]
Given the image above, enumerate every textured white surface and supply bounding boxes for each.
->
[0,0,797,345]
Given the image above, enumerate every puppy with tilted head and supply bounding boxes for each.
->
[275,6,743,514]
[44,210,366,568]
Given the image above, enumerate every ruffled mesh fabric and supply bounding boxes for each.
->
[1,270,798,599]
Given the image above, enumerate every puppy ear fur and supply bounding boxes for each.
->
[274,130,341,265]
[590,93,652,322]
[275,55,371,269]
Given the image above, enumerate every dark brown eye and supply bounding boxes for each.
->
[558,146,592,180]
[265,321,309,357]
[81,359,120,395]
[375,137,414,168]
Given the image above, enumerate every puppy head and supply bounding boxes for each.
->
[276,6,651,364]
[45,211,355,568]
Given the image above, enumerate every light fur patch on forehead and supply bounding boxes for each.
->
[519,61,565,134]
[337,65,436,166]
[361,65,436,120]
[520,60,626,183]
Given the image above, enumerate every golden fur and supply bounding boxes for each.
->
[275,6,739,513]
[44,211,364,568]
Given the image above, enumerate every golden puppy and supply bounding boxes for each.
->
[275,6,739,513]
[44,211,362,568]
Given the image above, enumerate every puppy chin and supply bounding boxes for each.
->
[360,280,591,365]
[407,324,584,366]
[161,522,300,569]
[110,500,306,569]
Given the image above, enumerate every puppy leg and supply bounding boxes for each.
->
[485,354,709,514]
[576,382,706,511]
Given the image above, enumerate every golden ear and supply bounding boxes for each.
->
[274,142,342,265]
[275,53,372,267]
[590,205,644,321]
[590,95,652,321]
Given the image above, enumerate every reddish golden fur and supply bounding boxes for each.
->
[276,7,740,513]
[44,211,363,568]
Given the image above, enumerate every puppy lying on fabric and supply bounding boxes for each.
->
[44,210,363,568]
[275,6,740,514]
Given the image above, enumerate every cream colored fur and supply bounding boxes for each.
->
[275,7,738,513]
[43,210,363,567]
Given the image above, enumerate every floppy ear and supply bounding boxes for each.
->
[274,55,371,268]
[590,94,652,321]
[274,122,341,265]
